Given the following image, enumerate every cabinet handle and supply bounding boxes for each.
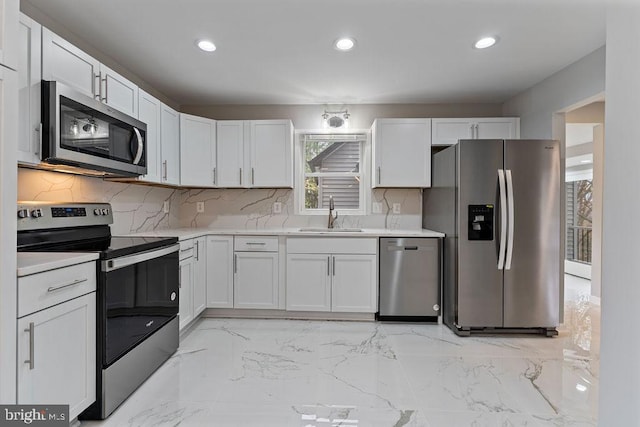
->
[327,256,330,276]
[35,123,42,156]
[239,168,243,185]
[24,322,34,370]
[101,75,108,103]
[474,124,479,139]
[47,278,88,293]
[195,241,199,261]
[163,160,168,180]
[333,256,336,276]
[93,72,101,99]
[245,242,266,246]
[234,254,238,273]
[377,166,381,185]
[213,167,216,185]
[251,168,255,185]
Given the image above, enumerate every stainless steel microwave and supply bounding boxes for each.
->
[42,80,147,177]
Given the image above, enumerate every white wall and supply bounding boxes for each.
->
[599,3,640,425]
[503,46,605,139]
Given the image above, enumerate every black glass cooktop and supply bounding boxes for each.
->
[17,225,177,259]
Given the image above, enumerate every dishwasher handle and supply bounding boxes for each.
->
[385,245,433,252]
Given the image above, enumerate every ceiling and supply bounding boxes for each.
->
[22,0,606,106]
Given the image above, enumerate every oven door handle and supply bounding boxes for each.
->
[102,244,179,272]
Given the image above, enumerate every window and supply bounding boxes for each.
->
[297,133,368,214]
[566,179,592,264]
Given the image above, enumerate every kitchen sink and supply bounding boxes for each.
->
[298,227,363,232]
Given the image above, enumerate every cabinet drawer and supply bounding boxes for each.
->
[287,237,377,254]
[18,261,97,317]
[179,239,194,260]
[235,236,278,252]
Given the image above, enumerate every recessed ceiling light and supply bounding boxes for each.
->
[335,37,356,51]
[197,39,217,52]
[474,36,497,49]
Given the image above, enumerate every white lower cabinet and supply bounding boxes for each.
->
[286,238,378,313]
[234,251,279,309]
[17,260,96,421]
[178,244,194,330]
[206,236,234,308]
[192,237,207,316]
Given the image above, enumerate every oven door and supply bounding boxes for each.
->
[100,244,179,367]
[42,80,147,177]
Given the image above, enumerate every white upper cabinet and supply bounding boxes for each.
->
[431,117,520,145]
[248,120,293,188]
[98,63,138,117]
[137,89,161,183]
[216,121,245,187]
[42,27,138,117]
[17,13,41,165]
[42,27,99,98]
[0,0,19,70]
[372,118,431,188]
[160,103,180,186]
[180,113,216,187]
[217,120,294,188]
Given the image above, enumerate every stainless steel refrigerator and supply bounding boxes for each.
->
[423,139,561,337]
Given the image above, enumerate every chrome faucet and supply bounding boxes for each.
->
[327,196,338,228]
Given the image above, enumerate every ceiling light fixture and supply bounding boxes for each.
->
[197,39,217,52]
[322,109,350,128]
[334,37,356,51]
[474,36,498,49]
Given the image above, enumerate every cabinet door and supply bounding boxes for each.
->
[234,252,278,309]
[17,293,96,420]
[178,257,193,330]
[99,64,138,117]
[192,237,207,316]
[331,254,377,313]
[180,114,216,187]
[286,254,331,312]
[0,0,19,70]
[42,27,99,98]
[137,89,161,183]
[216,121,245,187]
[160,103,180,185]
[17,13,41,165]
[249,120,293,187]
[431,118,474,146]
[206,236,234,308]
[373,118,431,188]
[475,118,519,139]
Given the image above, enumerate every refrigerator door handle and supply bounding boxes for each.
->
[505,169,515,270]
[497,169,507,270]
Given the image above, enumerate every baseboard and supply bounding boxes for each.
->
[201,308,375,322]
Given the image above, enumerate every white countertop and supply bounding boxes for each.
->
[126,227,445,240]
[17,252,100,277]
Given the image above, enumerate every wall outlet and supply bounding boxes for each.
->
[196,201,205,213]
[372,202,382,214]
[392,203,401,214]
[163,201,169,213]
[273,202,282,214]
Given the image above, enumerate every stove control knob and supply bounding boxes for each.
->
[94,208,101,216]
[31,209,43,218]
[17,209,30,219]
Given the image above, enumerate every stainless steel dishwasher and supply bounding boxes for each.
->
[378,237,441,322]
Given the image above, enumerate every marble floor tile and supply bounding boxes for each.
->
[81,276,599,427]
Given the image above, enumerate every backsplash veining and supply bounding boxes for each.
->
[179,187,422,230]
[18,168,423,233]
[18,168,180,235]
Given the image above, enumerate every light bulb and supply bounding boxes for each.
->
[70,120,79,136]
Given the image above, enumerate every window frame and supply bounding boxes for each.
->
[294,130,371,216]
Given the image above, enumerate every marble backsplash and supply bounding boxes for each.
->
[179,187,422,230]
[17,168,423,234]
[17,168,181,235]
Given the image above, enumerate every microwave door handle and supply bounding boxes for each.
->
[132,127,144,165]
